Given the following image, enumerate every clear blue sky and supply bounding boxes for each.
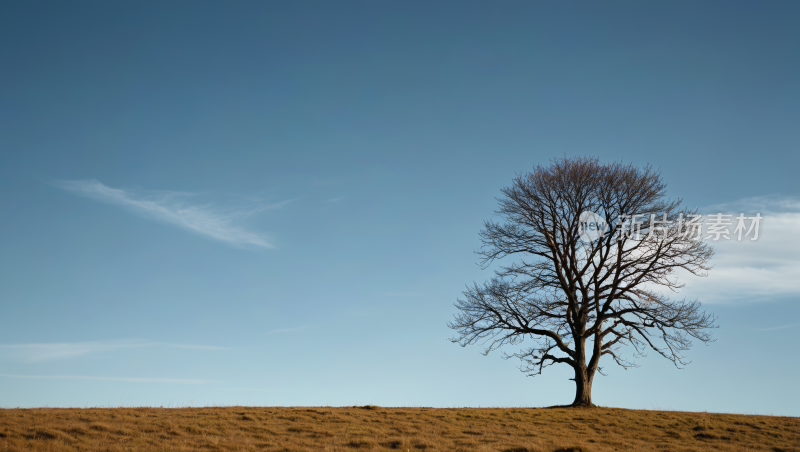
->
[1,1,799,414]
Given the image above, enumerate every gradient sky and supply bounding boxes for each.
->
[1,1,799,415]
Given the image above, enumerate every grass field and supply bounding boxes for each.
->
[1,406,798,452]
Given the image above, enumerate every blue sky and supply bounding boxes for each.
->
[1,1,799,414]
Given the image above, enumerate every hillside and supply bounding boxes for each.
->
[1,406,798,451]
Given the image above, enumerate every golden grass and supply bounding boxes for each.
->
[0,406,798,452]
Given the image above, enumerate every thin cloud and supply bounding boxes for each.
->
[381,291,423,297]
[705,194,800,214]
[53,180,284,249]
[0,374,211,384]
[678,195,800,304]
[162,343,227,351]
[753,323,800,331]
[264,326,308,334]
[214,388,284,392]
[0,340,226,363]
[320,196,345,212]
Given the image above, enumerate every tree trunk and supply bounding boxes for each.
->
[571,363,594,407]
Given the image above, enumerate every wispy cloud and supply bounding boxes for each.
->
[213,388,284,391]
[704,195,800,214]
[320,196,345,212]
[679,195,800,304]
[264,326,308,334]
[381,291,423,297]
[0,374,211,384]
[54,180,287,249]
[753,322,800,331]
[0,340,226,363]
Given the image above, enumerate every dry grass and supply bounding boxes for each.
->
[0,405,798,452]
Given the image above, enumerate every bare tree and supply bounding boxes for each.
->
[449,157,716,407]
